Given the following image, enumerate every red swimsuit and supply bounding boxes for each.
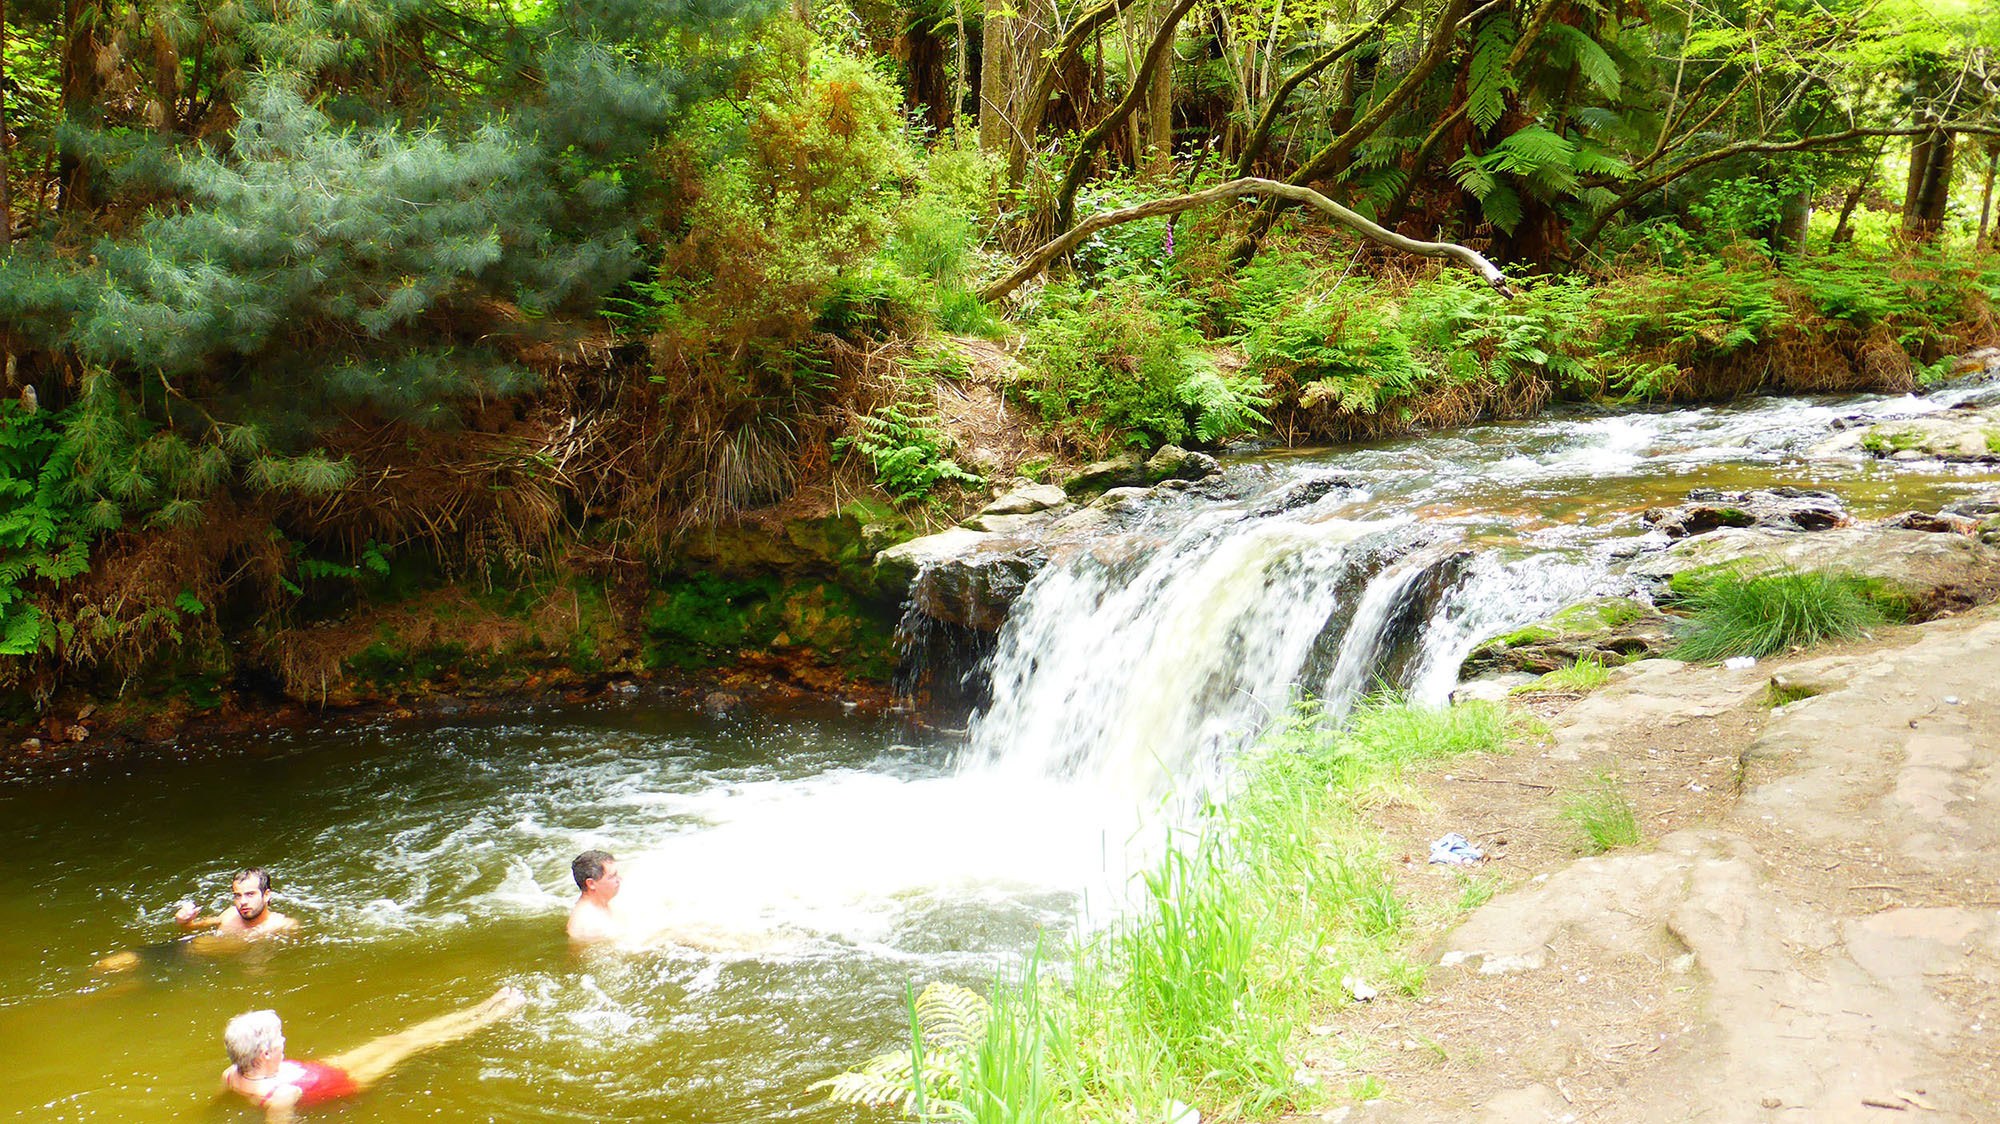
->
[258,1060,360,1107]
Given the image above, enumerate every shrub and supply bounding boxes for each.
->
[1594,255,1788,398]
[834,398,983,505]
[1243,284,1430,420]
[1669,568,1901,661]
[1020,278,1265,454]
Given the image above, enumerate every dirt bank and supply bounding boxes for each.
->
[1297,605,2000,1121]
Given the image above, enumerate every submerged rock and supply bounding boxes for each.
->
[1643,487,1849,538]
[1251,473,1357,517]
[1876,510,1979,535]
[1462,597,1678,676]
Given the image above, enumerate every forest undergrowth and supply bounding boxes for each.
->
[1,0,1997,721]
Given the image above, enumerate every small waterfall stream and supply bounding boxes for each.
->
[951,386,2000,803]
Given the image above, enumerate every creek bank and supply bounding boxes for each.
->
[1292,602,2000,1123]
[1463,483,2000,677]
[872,446,1227,638]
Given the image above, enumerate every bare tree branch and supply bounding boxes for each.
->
[982,176,1515,303]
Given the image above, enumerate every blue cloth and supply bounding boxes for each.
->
[1428,832,1484,865]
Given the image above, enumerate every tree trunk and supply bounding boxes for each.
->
[1145,5,1174,173]
[978,0,1013,151]
[1,0,12,248]
[1052,0,1200,231]
[1768,188,1811,255]
[1227,0,1470,266]
[952,0,968,129]
[902,13,953,132]
[1829,139,1889,245]
[60,0,104,213]
[1976,141,1997,248]
[1901,127,1953,241]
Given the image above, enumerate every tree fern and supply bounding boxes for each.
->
[1467,17,1519,133]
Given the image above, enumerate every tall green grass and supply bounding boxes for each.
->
[837,695,1518,1122]
[1670,568,1901,661]
[1560,773,1640,854]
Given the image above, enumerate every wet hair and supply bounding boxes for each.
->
[224,1010,284,1070]
[232,867,271,893]
[571,850,615,890]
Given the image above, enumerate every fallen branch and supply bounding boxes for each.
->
[980,176,1515,304]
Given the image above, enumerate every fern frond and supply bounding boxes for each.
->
[1468,18,1519,133]
[914,982,990,1052]
[1548,24,1621,98]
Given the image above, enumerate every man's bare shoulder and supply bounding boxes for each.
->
[566,903,620,943]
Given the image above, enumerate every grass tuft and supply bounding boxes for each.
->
[1560,773,1640,854]
[1670,568,1900,661]
[1512,655,1613,694]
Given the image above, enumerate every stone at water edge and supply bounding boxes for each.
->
[1460,597,1676,677]
[1627,526,2000,606]
[1064,453,1146,494]
[1642,486,1849,538]
[975,482,1068,517]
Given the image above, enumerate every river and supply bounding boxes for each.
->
[2,384,1995,1120]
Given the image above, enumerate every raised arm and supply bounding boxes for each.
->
[177,903,223,931]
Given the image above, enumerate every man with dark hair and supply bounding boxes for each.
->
[566,850,624,942]
[179,867,300,937]
[94,866,298,972]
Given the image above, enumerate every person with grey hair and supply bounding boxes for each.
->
[220,986,525,1120]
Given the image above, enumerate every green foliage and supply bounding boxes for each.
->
[1595,257,1788,397]
[1243,283,1429,417]
[1022,279,1266,453]
[835,399,984,505]
[1670,568,1902,661]
[820,982,990,1111]
[1401,275,1597,391]
[1561,774,1640,853]
[1514,656,1613,694]
[0,404,91,656]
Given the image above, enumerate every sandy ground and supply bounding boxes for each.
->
[1288,604,2000,1123]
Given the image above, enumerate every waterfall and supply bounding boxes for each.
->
[959,502,1467,799]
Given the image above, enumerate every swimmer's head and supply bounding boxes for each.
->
[231,868,272,921]
[571,851,620,899]
[224,1010,284,1070]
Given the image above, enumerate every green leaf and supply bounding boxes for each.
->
[1468,18,1519,133]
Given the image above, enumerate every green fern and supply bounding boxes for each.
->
[1467,18,1519,133]
[820,982,990,1112]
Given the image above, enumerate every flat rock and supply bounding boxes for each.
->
[1627,526,2000,605]
[1642,486,1849,538]
[1065,454,1146,494]
[1462,597,1678,676]
[977,482,1068,517]
[1850,407,2000,463]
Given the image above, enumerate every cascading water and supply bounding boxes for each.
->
[956,480,1604,802]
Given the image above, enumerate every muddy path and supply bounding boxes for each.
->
[1298,604,2000,1123]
